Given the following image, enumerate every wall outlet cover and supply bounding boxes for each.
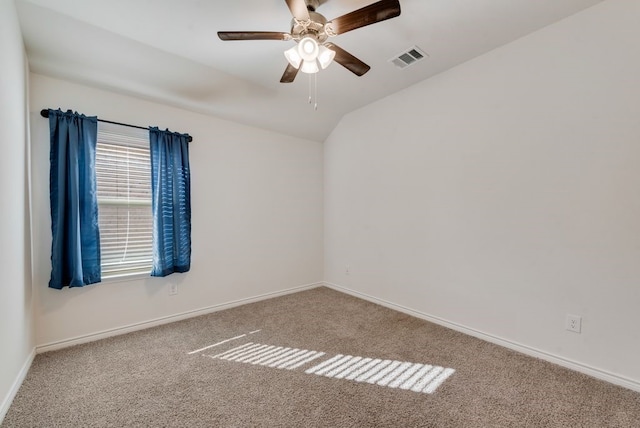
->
[169,284,178,296]
[566,314,582,333]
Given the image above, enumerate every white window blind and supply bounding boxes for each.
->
[96,122,152,278]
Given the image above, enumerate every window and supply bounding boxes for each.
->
[95,123,153,278]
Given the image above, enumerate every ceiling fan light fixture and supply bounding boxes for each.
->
[286,36,333,74]
[300,59,320,74]
[298,36,319,62]
[284,45,302,69]
[317,45,335,69]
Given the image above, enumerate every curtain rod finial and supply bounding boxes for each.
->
[40,109,49,118]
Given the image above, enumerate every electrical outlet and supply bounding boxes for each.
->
[566,314,581,333]
[168,284,178,296]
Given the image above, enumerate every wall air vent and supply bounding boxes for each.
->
[389,46,428,69]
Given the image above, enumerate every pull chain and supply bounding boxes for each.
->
[314,73,318,111]
[307,73,319,110]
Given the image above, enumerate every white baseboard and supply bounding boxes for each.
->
[324,282,640,393]
[36,282,323,354]
[0,348,35,425]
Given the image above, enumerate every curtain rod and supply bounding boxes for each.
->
[40,109,193,143]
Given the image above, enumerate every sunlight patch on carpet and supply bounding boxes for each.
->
[208,342,326,369]
[305,355,455,394]
[193,339,455,395]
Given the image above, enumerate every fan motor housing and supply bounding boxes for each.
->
[290,11,328,43]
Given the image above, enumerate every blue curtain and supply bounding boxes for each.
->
[48,109,101,289]
[149,127,191,277]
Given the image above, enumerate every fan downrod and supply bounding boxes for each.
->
[305,0,320,12]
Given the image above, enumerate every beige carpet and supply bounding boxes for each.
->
[3,287,640,427]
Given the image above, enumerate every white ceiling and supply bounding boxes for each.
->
[16,0,602,142]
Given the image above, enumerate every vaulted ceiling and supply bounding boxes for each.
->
[16,0,602,142]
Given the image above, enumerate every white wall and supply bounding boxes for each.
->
[325,0,640,388]
[30,74,323,348]
[0,0,34,420]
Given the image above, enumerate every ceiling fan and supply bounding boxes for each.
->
[217,0,401,83]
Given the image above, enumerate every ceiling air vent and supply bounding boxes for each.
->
[389,46,428,69]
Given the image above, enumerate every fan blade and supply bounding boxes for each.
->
[218,31,291,41]
[327,0,401,35]
[325,43,371,76]
[285,0,310,21]
[280,63,300,83]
